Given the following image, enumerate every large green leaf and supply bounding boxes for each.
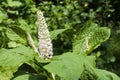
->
[44,52,84,80]
[73,21,111,54]
[0,46,35,80]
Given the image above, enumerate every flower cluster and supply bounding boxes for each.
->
[37,11,53,59]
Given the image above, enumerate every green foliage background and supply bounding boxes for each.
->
[0,0,120,80]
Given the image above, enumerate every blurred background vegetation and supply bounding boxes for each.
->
[0,0,120,77]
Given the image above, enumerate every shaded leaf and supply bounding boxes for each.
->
[80,56,120,80]
[50,29,69,40]
[13,74,47,80]
[96,69,120,80]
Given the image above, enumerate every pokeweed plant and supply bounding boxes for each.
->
[0,9,120,80]
[44,20,120,80]
[0,1,120,80]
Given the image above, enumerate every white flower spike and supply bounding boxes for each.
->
[37,10,53,59]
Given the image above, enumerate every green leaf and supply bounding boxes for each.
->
[0,46,35,80]
[13,74,47,80]
[50,29,69,40]
[88,27,111,53]
[18,19,30,32]
[6,28,26,45]
[80,56,120,80]
[7,0,23,7]
[8,41,24,48]
[95,69,120,80]
[73,21,111,54]
[73,21,98,54]
[84,56,96,67]
[44,52,84,80]
[81,68,120,80]
[80,56,97,80]
[0,10,7,23]
[7,10,18,15]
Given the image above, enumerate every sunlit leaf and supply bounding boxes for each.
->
[88,27,110,52]
[6,28,26,45]
[73,21,111,54]
[0,46,35,80]
[44,52,84,80]
[0,11,7,23]
[8,41,23,48]
[7,0,23,7]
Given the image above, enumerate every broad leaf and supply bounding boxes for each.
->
[80,56,120,80]
[80,56,97,80]
[95,69,120,80]
[88,27,110,53]
[44,52,84,80]
[73,21,111,54]
[6,28,26,45]
[81,67,120,80]
[73,21,98,54]
[0,46,35,80]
